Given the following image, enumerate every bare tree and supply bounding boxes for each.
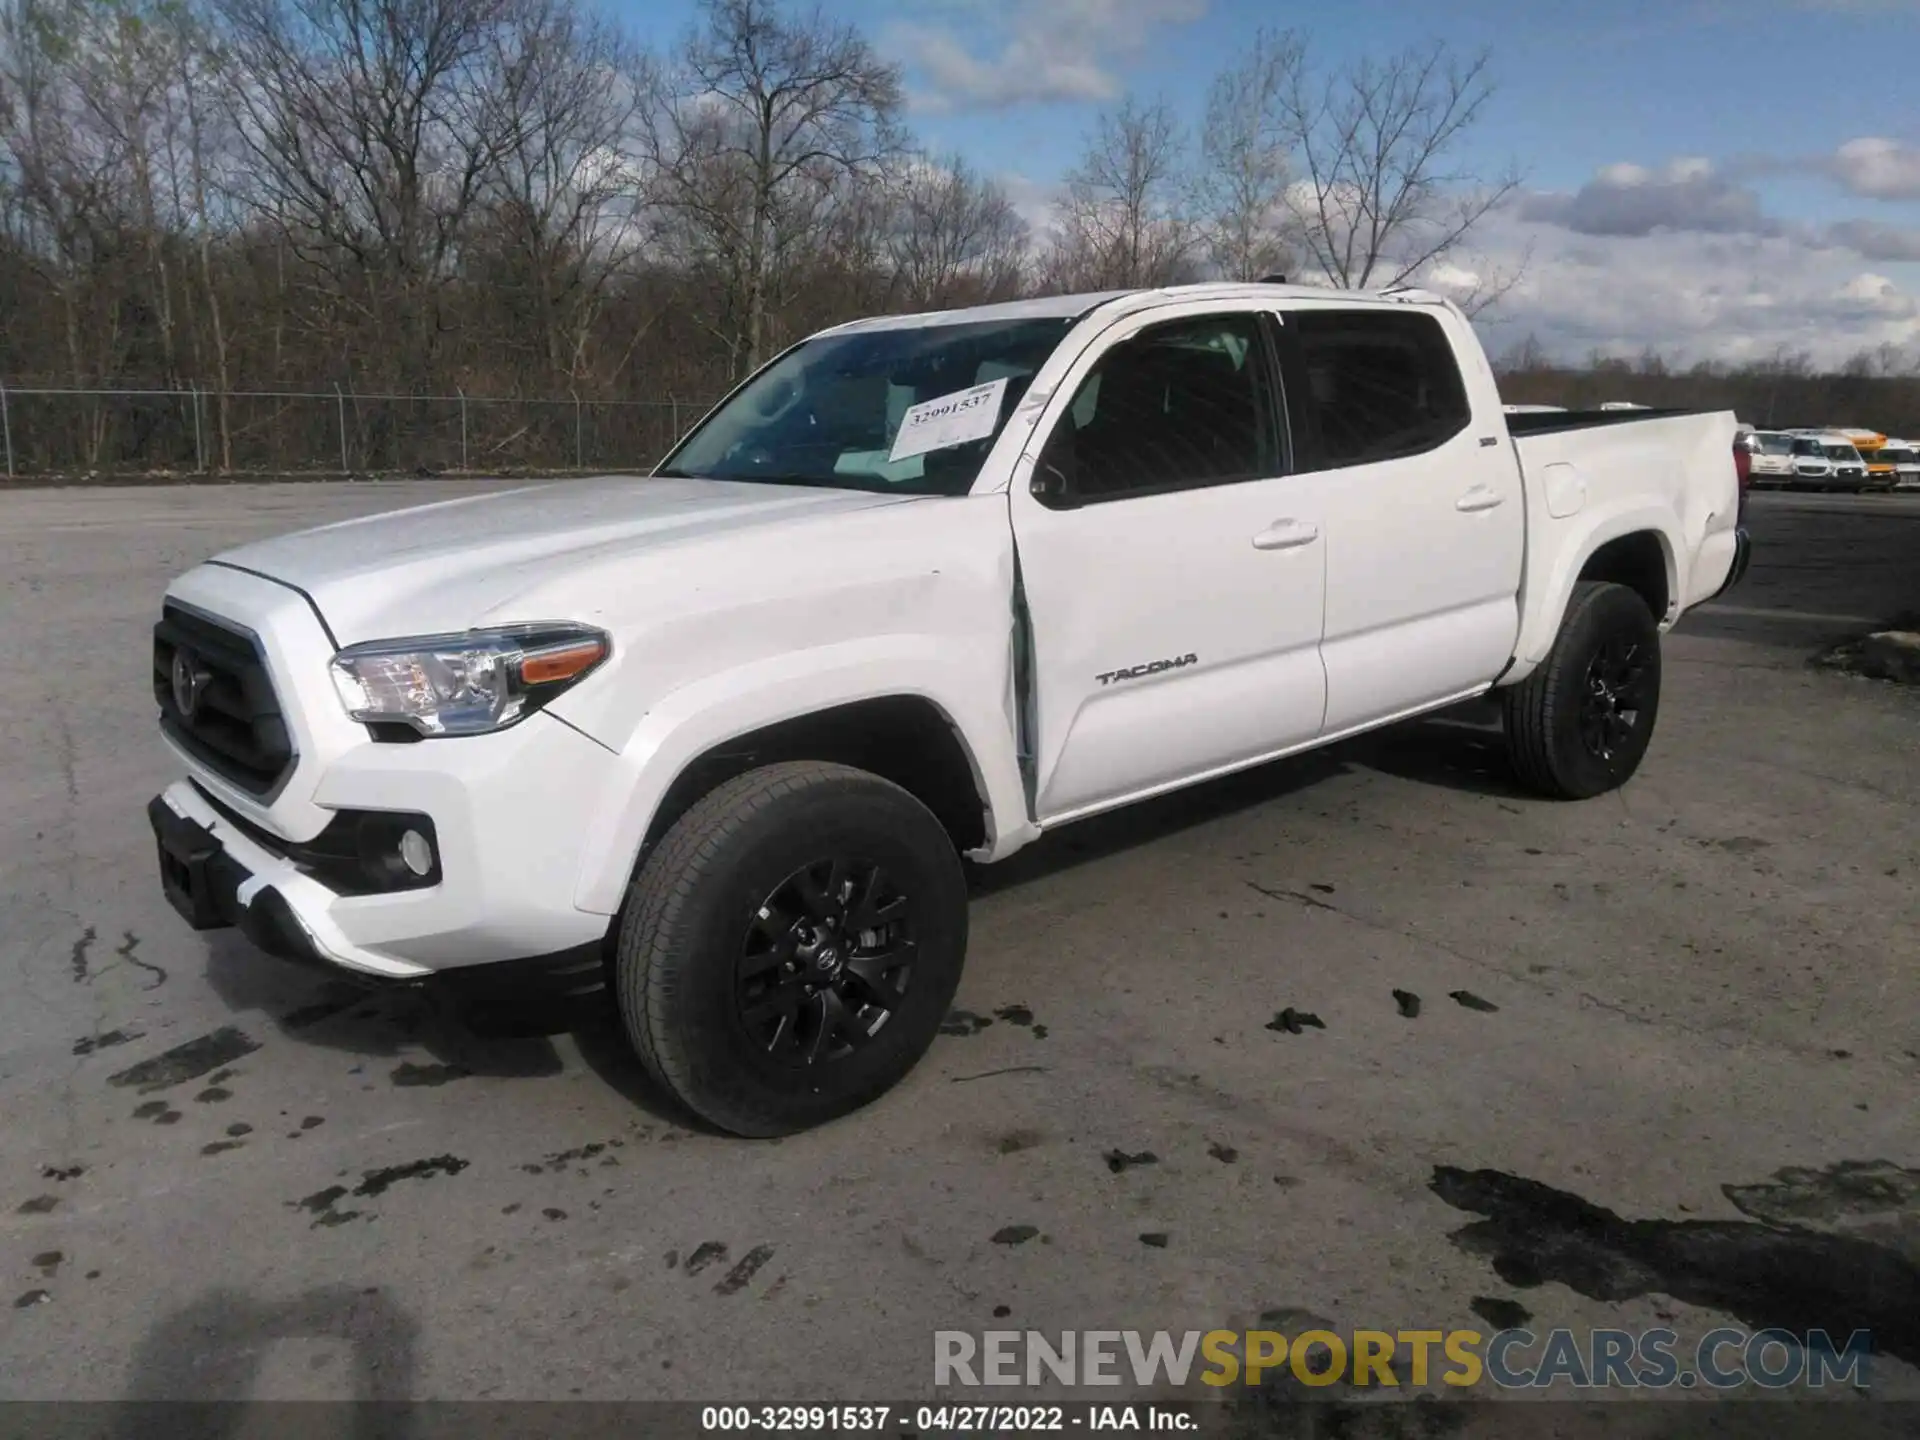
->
[1433,241,1531,318]
[46,2,1912,474]
[474,0,641,389]
[1196,27,1301,282]
[884,152,1026,309]
[1493,331,1549,375]
[1854,341,1915,379]
[786,167,894,327]
[1,0,133,396]
[1043,96,1197,292]
[1276,39,1521,294]
[66,0,187,380]
[214,0,523,387]
[639,0,900,377]
[165,0,240,465]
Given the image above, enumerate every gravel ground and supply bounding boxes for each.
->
[0,482,1915,1424]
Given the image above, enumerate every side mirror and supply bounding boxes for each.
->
[1032,456,1079,508]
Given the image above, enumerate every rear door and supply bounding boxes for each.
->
[1009,306,1329,823]
[1277,303,1525,734]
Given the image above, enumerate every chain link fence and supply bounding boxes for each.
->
[0,383,723,481]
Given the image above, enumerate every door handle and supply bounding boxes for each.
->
[1456,486,1505,512]
[1251,519,1320,551]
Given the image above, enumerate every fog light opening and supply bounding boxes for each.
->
[398,829,434,878]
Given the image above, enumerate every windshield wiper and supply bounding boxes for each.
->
[699,471,867,491]
[651,467,898,494]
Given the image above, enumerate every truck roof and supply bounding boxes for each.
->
[817,281,1457,336]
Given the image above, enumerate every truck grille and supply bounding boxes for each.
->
[152,604,295,796]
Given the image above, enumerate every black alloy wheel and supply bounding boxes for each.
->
[1578,635,1651,764]
[1502,580,1663,800]
[737,857,917,1067]
[615,760,969,1136]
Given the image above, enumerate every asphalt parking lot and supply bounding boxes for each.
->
[1,483,1916,1419]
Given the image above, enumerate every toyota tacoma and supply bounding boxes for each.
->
[148,282,1753,1135]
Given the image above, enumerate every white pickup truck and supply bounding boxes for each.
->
[147,282,1752,1135]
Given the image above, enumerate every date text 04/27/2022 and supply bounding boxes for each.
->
[697,1404,1196,1432]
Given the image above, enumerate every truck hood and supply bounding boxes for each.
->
[209,476,922,643]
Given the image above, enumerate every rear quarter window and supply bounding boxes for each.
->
[1290,308,1472,469]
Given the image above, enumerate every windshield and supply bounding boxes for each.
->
[657,317,1076,497]
[1792,439,1824,456]
[1824,444,1859,460]
[1757,434,1793,454]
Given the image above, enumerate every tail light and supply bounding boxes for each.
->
[1732,433,1753,522]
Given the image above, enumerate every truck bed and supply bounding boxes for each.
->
[1504,404,1744,672]
[1502,406,1706,437]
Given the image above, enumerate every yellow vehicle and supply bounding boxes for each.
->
[1832,428,1897,490]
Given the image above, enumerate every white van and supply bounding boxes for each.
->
[1747,431,1798,487]
[1786,431,1868,489]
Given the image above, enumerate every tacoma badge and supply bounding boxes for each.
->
[1095,654,1199,686]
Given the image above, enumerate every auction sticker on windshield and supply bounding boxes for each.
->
[888,378,1009,462]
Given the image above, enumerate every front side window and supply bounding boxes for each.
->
[1291,308,1471,467]
[1034,314,1281,506]
[659,317,1074,497]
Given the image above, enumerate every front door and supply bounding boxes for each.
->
[1009,308,1329,823]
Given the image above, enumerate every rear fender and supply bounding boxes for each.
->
[1504,503,1681,686]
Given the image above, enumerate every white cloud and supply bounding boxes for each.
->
[994,171,1065,235]
[1827,218,1920,261]
[1828,137,1920,201]
[1425,261,1482,292]
[995,141,1920,368]
[1447,191,1920,366]
[1834,271,1917,317]
[1516,159,1774,238]
[1460,152,1920,363]
[886,0,1208,112]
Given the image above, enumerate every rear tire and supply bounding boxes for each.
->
[1502,581,1663,800]
[615,761,968,1137]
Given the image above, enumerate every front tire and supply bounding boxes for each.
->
[615,761,968,1136]
[1502,581,1663,800]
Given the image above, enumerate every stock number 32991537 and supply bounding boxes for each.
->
[700,1407,893,1432]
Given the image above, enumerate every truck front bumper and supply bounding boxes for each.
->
[148,787,609,1001]
[147,698,624,998]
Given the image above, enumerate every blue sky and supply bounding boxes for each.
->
[620,0,1920,364]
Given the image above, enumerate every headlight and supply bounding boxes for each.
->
[328,623,610,736]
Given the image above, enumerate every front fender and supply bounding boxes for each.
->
[568,637,1033,915]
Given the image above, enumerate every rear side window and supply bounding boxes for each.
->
[1291,309,1471,468]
